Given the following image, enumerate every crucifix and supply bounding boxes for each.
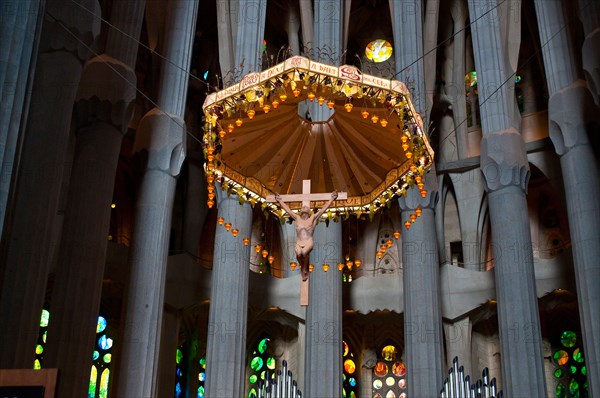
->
[266,180,347,306]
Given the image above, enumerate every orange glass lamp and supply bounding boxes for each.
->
[394,231,401,239]
[309,264,315,272]
[322,263,330,272]
[217,217,224,225]
[268,255,274,264]
[255,244,262,253]
[224,223,232,231]
[232,228,239,237]
[262,249,268,258]
[404,220,411,229]
[290,262,297,270]
[247,109,255,119]
[243,237,250,246]
[337,263,344,271]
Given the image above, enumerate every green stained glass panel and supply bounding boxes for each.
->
[561,331,577,348]
[569,365,577,375]
[260,370,266,380]
[103,353,111,363]
[569,379,579,397]
[258,338,269,354]
[99,368,109,398]
[176,349,183,364]
[581,365,586,375]
[343,387,347,397]
[199,372,206,382]
[97,316,107,333]
[93,350,99,360]
[350,391,356,398]
[35,344,43,355]
[88,365,97,398]
[42,331,47,343]
[249,387,257,398]
[199,357,206,368]
[197,386,205,398]
[554,368,563,378]
[556,383,566,398]
[40,310,49,327]
[249,374,257,384]
[250,357,263,371]
[266,357,275,370]
[33,359,41,370]
[573,348,584,363]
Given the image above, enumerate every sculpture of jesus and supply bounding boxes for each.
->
[274,191,338,281]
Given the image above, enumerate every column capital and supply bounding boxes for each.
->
[480,127,530,193]
[548,80,599,155]
[74,54,137,133]
[41,0,101,63]
[398,172,439,211]
[135,109,186,177]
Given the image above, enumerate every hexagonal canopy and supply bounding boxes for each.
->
[202,56,434,215]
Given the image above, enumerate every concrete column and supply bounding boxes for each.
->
[468,1,547,395]
[0,0,44,230]
[205,192,252,397]
[0,0,100,369]
[313,0,343,62]
[443,317,472,378]
[279,222,300,278]
[117,1,197,395]
[183,153,207,259]
[43,1,145,396]
[398,174,445,397]
[285,2,301,56]
[234,0,267,73]
[449,0,469,160]
[304,221,343,397]
[535,1,600,394]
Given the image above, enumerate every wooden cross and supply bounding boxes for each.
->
[266,180,347,306]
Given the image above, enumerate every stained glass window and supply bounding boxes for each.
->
[372,343,406,398]
[197,355,207,398]
[248,335,275,397]
[552,330,588,398]
[175,345,186,398]
[365,40,393,63]
[35,310,112,398]
[342,340,359,398]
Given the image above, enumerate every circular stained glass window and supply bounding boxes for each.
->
[197,386,205,398]
[398,378,406,389]
[250,357,263,371]
[349,377,356,387]
[373,379,383,390]
[392,362,406,377]
[553,350,569,366]
[560,331,577,347]
[93,350,99,360]
[365,39,393,63]
[465,71,477,87]
[249,374,257,383]
[199,372,206,382]
[381,345,397,361]
[258,338,269,354]
[199,357,206,368]
[344,341,349,357]
[35,344,43,355]
[399,393,407,398]
[385,391,396,398]
[98,335,113,350]
[103,353,111,363]
[97,316,107,333]
[581,365,587,376]
[554,368,563,378]
[386,376,395,386]
[374,362,388,377]
[573,348,584,363]
[266,357,275,370]
[344,359,356,374]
